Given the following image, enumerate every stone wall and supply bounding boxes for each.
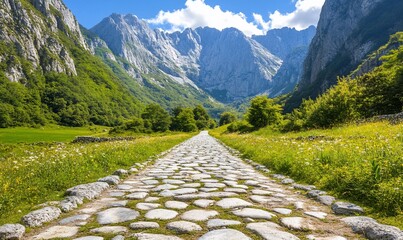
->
[72,136,135,143]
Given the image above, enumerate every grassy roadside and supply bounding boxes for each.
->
[0,125,110,144]
[210,122,403,228]
[0,131,196,225]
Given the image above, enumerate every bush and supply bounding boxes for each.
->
[109,117,145,134]
[193,105,211,130]
[227,120,253,133]
[246,96,283,129]
[304,78,362,128]
[141,104,171,132]
[219,112,237,126]
[171,108,198,132]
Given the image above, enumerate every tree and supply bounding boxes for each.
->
[219,112,237,126]
[141,104,171,132]
[171,108,198,132]
[59,103,90,127]
[246,96,283,129]
[193,105,211,130]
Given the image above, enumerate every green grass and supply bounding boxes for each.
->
[0,131,195,225]
[0,125,109,144]
[211,121,403,229]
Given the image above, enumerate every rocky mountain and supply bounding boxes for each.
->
[0,0,145,127]
[253,26,316,59]
[194,27,282,102]
[287,0,403,110]
[253,26,316,97]
[0,0,86,81]
[91,14,286,103]
[0,0,318,128]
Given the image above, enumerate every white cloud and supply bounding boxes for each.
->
[147,0,325,36]
[269,0,325,30]
[147,0,265,37]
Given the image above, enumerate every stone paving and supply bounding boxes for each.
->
[26,131,366,239]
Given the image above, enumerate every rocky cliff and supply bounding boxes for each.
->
[287,0,403,110]
[253,26,316,97]
[0,0,145,127]
[0,0,87,81]
[195,27,282,102]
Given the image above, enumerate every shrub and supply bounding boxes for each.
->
[227,120,253,133]
[141,104,171,132]
[219,112,237,126]
[246,96,283,129]
[193,105,211,130]
[305,78,362,128]
[171,108,198,132]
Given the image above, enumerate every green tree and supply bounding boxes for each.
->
[124,117,145,132]
[219,112,237,126]
[59,103,90,127]
[0,103,14,128]
[172,108,198,132]
[193,105,210,130]
[246,96,283,129]
[141,104,171,132]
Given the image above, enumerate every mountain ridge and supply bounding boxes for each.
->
[90,13,315,102]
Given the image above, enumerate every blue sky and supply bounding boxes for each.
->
[63,0,325,36]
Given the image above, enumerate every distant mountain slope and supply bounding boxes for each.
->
[0,0,142,127]
[253,26,316,97]
[253,26,316,59]
[90,14,285,103]
[195,27,282,102]
[286,0,403,111]
[86,16,224,114]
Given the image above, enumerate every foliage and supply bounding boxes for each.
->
[284,34,403,130]
[193,105,211,130]
[246,96,283,129]
[0,33,143,128]
[211,122,403,225]
[227,120,253,133]
[305,78,362,128]
[219,111,237,126]
[109,117,145,134]
[171,108,198,132]
[0,133,194,224]
[141,104,172,132]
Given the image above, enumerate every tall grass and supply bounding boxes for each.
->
[0,133,194,224]
[211,122,403,227]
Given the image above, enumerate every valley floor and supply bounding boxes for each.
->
[210,121,403,229]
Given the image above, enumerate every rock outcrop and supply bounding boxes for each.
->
[288,0,403,110]
[0,0,87,82]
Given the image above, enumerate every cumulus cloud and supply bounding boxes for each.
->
[269,0,325,30]
[147,0,325,36]
[147,0,265,37]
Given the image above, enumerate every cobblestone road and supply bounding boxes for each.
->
[29,131,362,240]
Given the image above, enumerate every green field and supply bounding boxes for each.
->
[0,128,195,225]
[211,121,403,228]
[0,125,109,144]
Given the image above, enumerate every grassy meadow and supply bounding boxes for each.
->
[0,128,195,225]
[211,121,403,228]
[0,125,110,144]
